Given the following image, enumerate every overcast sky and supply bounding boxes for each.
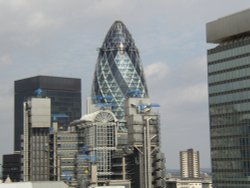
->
[1,0,250,170]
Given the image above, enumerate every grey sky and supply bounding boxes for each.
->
[1,0,250,169]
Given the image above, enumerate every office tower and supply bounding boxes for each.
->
[49,109,131,188]
[207,9,250,187]
[125,97,165,188]
[91,20,148,122]
[22,97,51,181]
[49,121,79,187]
[70,109,118,186]
[14,75,81,151]
[180,149,200,178]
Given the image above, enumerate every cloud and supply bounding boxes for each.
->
[143,56,208,114]
[188,56,207,73]
[169,56,208,105]
[0,55,13,69]
[0,0,250,169]
[146,55,210,169]
[172,83,208,106]
[85,0,126,15]
[145,62,170,81]
[0,81,14,154]
[28,12,62,30]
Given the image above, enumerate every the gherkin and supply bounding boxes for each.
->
[91,21,148,121]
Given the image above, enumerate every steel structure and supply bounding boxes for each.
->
[125,98,166,188]
[70,110,118,186]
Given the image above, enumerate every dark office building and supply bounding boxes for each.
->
[14,75,81,151]
[207,9,250,187]
[2,153,22,182]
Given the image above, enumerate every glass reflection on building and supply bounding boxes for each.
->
[207,9,250,187]
[91,21,148,123]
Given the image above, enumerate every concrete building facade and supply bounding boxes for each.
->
[49,123,79,187]
[180,149,200,178]
[207,8,250,187]
[19,90,81,186]
[22,97,51,181]
[125,98,165,188]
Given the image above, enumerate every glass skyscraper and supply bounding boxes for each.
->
[91,21,148,122]
[14,75,81,151]
[207,9,250,188]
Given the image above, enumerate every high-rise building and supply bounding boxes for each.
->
[22,97,51,181]
[11,20,165,188]
[91,20,148,122]
[14,75,81,151]
[180,149,200,178]
[207,8,250,187]
[22,96,80,185]
[69,97,166,188]
[90,21,165,188]
[49,122,79,187]
[125,97,165,188]
[69,110,118,185]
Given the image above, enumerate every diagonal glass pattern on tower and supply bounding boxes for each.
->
[91,21,148,121]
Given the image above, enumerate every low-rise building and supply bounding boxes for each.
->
[166,178,212,188]
[2,153,21,182]
[0,181,68,188]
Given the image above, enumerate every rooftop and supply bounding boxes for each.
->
[206,8,250,43]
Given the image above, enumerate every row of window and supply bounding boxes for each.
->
[208,37,250,54]
[211,124,250,136]
[46,91,80,98]
[209,90,250,104]
[210,102,250,115]
[209,65,250,79]
[209,79,250,95]
[208,44,250,62]
[208,67,250,83]
[208,55,250,73]
[211,137,250,148]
